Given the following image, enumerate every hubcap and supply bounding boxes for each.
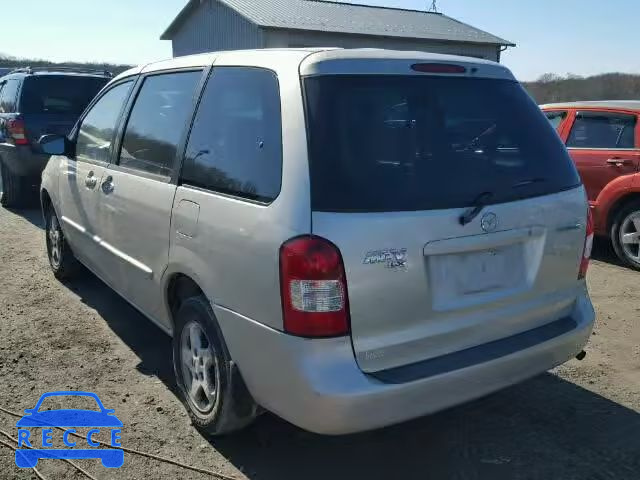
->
[620,211,640,264]
[47,213,62,268]
[180,321,218,414]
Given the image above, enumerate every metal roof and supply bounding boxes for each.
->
[541,100,640,111]
[161,0,514,47]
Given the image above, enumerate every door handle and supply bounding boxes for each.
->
[85,171,97,189]
[101,176,114,194]
[606,158,632,166]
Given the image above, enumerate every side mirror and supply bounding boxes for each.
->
[38,134,69,156]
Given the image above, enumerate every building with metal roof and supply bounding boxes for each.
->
[161,0,514,62]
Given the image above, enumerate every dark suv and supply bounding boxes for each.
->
[0,67,110,207]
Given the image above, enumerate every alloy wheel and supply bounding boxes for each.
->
[180,321,219,415]
[47,212,62,268]
[620,211,640,265]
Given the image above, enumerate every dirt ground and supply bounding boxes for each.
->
[0,206,638,480]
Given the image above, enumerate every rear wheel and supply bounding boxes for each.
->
[0,159,25,208]
[611,200,640,270]
[45,206,80,280]
[172,296,258,436]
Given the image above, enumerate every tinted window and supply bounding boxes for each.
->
[119,71,201,176]
[0,80,19,113]
[305,76,581,212]
[20,76,108,114]
[544,111,567,131]
[567,112,637,149]
[181,68,282,202]
[76,81,133,163]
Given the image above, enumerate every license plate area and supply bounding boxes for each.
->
[428,243,528,311]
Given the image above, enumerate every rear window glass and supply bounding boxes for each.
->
[304,76,581,212]
[20,76,108,114]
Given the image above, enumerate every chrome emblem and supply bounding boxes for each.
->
[481,212,498,233]
[363,248,408,269]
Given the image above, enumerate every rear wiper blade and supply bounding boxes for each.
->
[459,191,494,226]
[512,178,547,189]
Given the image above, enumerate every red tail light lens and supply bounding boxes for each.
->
[579,209,594,279]
[280,236,350,337]
[7,118,28,146]
[411,63,467,74]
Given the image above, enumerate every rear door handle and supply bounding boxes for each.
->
[85,171,97,189]
[101,176,114,194]
[606,158,632,166]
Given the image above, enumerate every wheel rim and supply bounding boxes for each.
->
[47,212,62,268]
[180,321,218,415]
[620,211,640,264]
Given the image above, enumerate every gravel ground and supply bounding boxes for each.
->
[0,206,638,480]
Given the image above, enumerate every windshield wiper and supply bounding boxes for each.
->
[459,191,494,226]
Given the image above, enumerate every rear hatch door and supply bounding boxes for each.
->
[304,67,587,373]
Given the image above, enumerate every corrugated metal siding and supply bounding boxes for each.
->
[264,29,499,61]
[171,0,263,57]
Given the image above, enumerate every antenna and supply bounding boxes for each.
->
[428,0,438,12]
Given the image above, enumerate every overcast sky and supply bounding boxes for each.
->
[3,0,639,81]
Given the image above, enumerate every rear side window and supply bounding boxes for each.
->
[0,80,20,113]
[567,112,637,149]
[119,71,202,177]
[76,81,133,164]
[544,110,567,131]
[20,76,108,114]
[181,67,282,203]
[304,75,581,212]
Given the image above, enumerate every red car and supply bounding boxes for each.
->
[542,101,640,269]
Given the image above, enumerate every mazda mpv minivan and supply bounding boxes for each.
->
[38,49,595,435]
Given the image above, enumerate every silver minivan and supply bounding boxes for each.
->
[39,49,595,435]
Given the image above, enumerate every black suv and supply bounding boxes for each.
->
[0,67,110,207]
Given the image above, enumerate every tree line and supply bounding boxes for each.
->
[523,73,640,104]
[0,54,132,76]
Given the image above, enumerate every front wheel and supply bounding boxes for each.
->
[172,296,258,436]
[611,200,640,271]
[45,207,80,280]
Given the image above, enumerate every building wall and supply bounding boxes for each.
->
[263,29,500,61]
[171,0,264,57]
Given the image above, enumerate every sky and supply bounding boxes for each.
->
[2,0,639,81]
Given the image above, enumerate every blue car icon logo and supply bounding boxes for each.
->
[15,391,124,469]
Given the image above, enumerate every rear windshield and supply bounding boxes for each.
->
[304,75,581,212]
[20,76,108,115]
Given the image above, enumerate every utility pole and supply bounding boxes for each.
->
[428,1,438,13]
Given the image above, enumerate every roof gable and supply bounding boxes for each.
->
[162,0,514,46]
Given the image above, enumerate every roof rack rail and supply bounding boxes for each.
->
[8,66,114,77]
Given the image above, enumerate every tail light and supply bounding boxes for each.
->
[411,63,467,74]
[7,118,28,146]
[279,236,350,337]
[579,209,594,279]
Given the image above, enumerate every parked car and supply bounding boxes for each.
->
[542,101,640,269]
[0,67,111,207]
[39,49,595,435]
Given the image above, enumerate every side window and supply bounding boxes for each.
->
[118,71,202,177]
[76,81,134,164]
[544,111,567,131]
[181,67,282,202]
[567,112,637,149]
[0,80,20,113]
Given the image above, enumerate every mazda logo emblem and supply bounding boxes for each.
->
[481,212,498,233]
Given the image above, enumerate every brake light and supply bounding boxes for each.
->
[7,118,28,146]
[411,63,467,74]
[279,236,350,337]
[579,209,594,279]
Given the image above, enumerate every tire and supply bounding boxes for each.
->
[0,159,25,208]
[45,206,80,280]
[172,296,258,436]
[611,200,640,271]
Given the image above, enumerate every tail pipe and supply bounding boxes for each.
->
[575,350,587,361]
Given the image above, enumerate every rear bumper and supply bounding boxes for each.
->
[0,143,49,176]
[214,289,595,435]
